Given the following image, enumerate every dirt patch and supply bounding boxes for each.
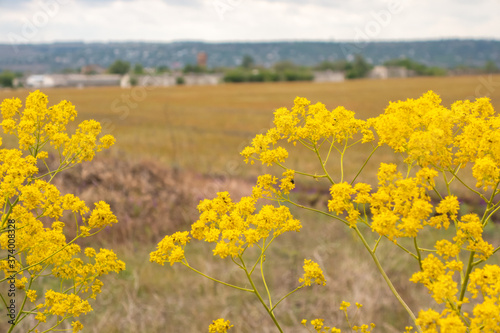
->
[48,155,253,245]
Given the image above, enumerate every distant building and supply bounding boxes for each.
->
[26,74,122,88]
[121,74,176,88]
[368,66,415,79]
[197,52,207,67]
[26,75,48,88]
[313,70,345,83]
[80,64,106,75]
[120,73,223,87]
[183,73,222,86]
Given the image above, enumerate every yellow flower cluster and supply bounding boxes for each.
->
[410,212,496,330]
[0,149,38,199]
[410,254,462,305]
[0,90,114,163]
[241,96,373,165]
[151,188,302,263]
[301,302,375,333]
[150,231,191,266]
[41,290,92,317]
[208,318,233,333]
[372,91,455,167]
[87,201,118,229]
[373,91,500,190]
[467,265,500,332]
[156,93,500,332]
[301,318,341,333]
[416,308,467,333]
[327,182,371,226]
[454,214,494,260]
[342,163,436,240]
[453,98,500,177]
[0,191,121,270]
[0,91,122,332]
[299,259,326,286]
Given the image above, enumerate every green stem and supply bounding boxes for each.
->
[271,286,303,312]
[323,138,336,165]
[240,256,284,333]
[351,145,379,185]
[182,263,253,292]
[414,237,423,270]
[447,167,487,202]
[274,161,329,179]
[354,226,422,333]
[251,236,277,274]
[314,146,335,184]
[285,200,349,227]
[458,251,475,310]
[260,247,273,309]
[1,197,19,229]
[340,138,348,182]
[372,236,382,253]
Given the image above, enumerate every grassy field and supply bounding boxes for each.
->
[1,75,499,175]
[1,75,500,332]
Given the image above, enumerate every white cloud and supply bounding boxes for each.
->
[0,0,499,43]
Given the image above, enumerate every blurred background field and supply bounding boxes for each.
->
[2,75,500,175]
[1,75,500,332]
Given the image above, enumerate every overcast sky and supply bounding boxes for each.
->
[1,0,500,44]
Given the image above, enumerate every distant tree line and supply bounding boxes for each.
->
[0,71,23,88]
[13,56,495,89]
[314,54,372,79]
[223,58,314,83]
[382,58,447,76]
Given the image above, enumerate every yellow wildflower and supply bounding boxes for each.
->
[27,290,37,302]
[150,231,191,266]
[311,318,325,330]
[87,201,118,229]
[72,321,84,332]
[340,301,350,311]
[300,259,326,286]
[208,318,233,333]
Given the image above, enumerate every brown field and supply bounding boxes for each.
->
[2,75,500,174]
[1,75,500,332]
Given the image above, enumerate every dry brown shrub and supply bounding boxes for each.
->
[46,154,253,246]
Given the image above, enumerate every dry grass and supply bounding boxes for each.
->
[2,75,499,176]
[1,76,500,332]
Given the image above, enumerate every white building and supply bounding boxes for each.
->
[368,66,415,79]
[26,74,122,88]
[313,70,345,83]
[183,73,223,86]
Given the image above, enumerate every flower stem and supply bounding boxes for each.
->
[240,255,284,333]
[354,226,422,333]
[182,263,253,292]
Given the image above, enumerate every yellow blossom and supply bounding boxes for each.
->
[150,231,191,266]
[299,259,326,286]
[0,91,120,332]
[87,201,118,229]
[72,321,84,332]
[27,290,37,302]
[208,318,233,333]
[472,156,500,190]
[35,312,47,323]
[340,301,350,311]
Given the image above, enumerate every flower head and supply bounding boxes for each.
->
[299,259,326,286]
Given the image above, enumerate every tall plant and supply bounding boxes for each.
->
[152,91,500,332]
[0,90,124,332]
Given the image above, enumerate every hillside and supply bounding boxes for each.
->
[1,39,499,73]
